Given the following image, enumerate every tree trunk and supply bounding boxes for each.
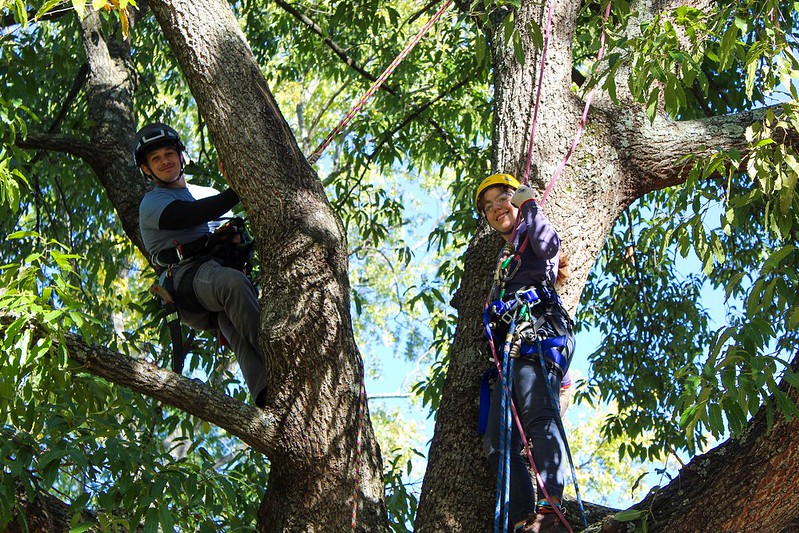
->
[78,8,148,256]
[146,1,388,531]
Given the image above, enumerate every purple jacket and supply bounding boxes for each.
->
[503,201,560,294]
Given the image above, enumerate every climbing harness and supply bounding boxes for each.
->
[483,282,578,533]
[307,0,454,164]
[150,216,256,373]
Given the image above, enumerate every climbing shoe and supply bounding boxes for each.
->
[514,511,569,533]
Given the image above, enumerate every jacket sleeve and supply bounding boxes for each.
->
[158,188,240,230]
[521,201,560,259]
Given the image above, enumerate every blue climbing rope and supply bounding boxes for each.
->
[536,340,588,528]
[494,318,518,533]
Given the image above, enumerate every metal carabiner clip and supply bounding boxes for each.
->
[501,255,521,282]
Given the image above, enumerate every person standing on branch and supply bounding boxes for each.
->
[476,173,575,533]
[133,122,268,407]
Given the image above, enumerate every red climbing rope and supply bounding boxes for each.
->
[538,0,612,206]
[521,0,556,187]
[307,0,454,165]
[351,377,366,531]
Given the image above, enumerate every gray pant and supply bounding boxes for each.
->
[171,259,267,403]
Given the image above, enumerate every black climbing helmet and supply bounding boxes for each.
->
[131,122,186,167]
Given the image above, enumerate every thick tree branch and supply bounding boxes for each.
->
[146,1,389,529]
[0,312,279,456]
[613,105,799,196]
[17,132,96,163]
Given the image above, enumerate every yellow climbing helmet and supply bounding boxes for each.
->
[475,173,520,211]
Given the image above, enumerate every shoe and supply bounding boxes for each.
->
[515,512,569,533]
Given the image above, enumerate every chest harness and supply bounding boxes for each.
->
[149,216,255,374]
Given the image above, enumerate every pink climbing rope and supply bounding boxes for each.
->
[521,0,556,186]
[308,0,454,165]
[538,0,612,206]
[351,379,366,531]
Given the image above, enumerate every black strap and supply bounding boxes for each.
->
[164,300,186,373]
[151,282,189,374]
[153,235,211,267]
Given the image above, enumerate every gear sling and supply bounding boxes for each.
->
[149,216,254,373]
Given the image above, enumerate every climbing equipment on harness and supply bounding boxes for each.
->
[150,216,255,374]
[307,0,453,164]
[488,286,573,375]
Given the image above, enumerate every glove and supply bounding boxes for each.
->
[511,185,537,208]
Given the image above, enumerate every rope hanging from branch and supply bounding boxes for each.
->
[307,0,454,165]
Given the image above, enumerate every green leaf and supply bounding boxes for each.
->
[34,0,64,19]
[664,76,677,115]
[645,86,659,122]
[143,507,159,533]
[72,0,87,17]
[526,19,543,50]
[745,59,757,100]
[512,30,525,66]
[615,509,645,522]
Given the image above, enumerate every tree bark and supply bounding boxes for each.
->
[146,1,388,530]
[77,8,148,256]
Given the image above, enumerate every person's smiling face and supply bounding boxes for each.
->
[143,146,184,186]
[482,186,518,237]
